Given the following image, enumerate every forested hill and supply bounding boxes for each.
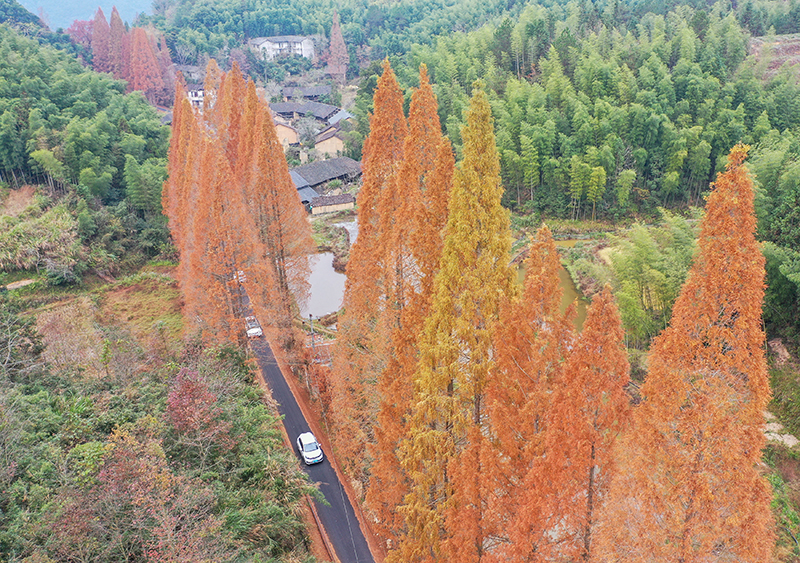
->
[0,24,169,282]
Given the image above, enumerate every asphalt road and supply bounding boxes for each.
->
[251,338,375,563]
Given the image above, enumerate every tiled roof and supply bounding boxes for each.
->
[291,157,362,187]
[311,193,355,207]
[270,101,340,120]
[283,85,333,98]
[297,186,320,204]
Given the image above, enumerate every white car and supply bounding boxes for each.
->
[296,432,324,465]
[244,316,263,338]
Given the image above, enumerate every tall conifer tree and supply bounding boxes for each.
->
[91,8,110,74]
[331,59,407,483]
[392,84,514,563]
[108,7,127,80]
[367,65,453,543]
[547,285,631,562]
[483,224,573,562]
[595,144,774,562]
[327,11,348,84]
[128,27,164,103]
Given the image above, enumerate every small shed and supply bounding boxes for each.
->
[310,193,355,215]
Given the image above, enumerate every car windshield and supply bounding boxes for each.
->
[303,441,318,452]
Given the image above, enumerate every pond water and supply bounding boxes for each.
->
[302,238,588,330]
[300,252,346,318]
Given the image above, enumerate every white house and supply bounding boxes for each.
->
[248,36,315,61]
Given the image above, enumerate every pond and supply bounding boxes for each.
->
[300,252,346,318]
[302,237,588,330]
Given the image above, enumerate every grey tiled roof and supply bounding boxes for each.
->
[290,157,361,187]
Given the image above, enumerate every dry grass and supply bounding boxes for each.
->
[0,185,37,217]
[31,269,184,378]
[36,296,104,376]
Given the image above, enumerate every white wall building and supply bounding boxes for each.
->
[248,36,315,61]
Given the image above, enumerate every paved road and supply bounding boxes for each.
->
[251,338,375,563]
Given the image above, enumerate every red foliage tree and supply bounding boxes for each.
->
[66,19,92,51]
[128,27,164,102]
[91,8,110,73]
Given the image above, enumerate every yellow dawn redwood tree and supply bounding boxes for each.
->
[392,84,515,563]
[595,144,774,562]
[367,64,453,544]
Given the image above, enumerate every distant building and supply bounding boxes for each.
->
[315,125,346,157]
[290,171,321,205]
[275,122,300,148]
[283,85,333,101]
[187,89,204,109]
[270,101,340,123]
[290,157,361,189]
[248,36,315,61]
[310,193,355,215]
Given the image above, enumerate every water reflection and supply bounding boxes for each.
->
[300,252,346,318]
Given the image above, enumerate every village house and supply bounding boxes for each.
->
[309,193,355,215]
[275,122,300,148]
[282,85,333,101]
[291,157,361,190]
[315,125,346,158]
[248,36,315,61]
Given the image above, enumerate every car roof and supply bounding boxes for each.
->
[298,432,316,443]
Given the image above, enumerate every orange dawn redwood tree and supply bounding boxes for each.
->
[108,7,127,80]
[367,64,453,544]
[331,59,407,484]
[91,8,110,74]
[163,60,312,342]
[128,27,164,103]
[594,144,774,562]
[482,224,574,563]
[547,285,631,562]
[391,83,515,563]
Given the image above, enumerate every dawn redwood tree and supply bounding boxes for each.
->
[483,224,573,563]
[108,7,127,80]
[327,11,348,84]
[547,285,631,562]
[91,8,110,73]
[128,27,164,103]
[165,60,313,343]
[595,144,774,562]
[367,64,453,544]
[331,59,407,483]
[243,95,315,336]
[392,84,515,563]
